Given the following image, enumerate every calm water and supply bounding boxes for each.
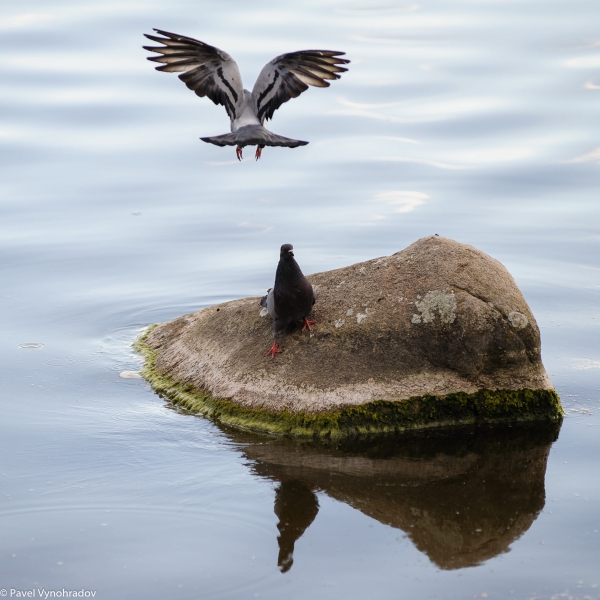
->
[1,0,599,597]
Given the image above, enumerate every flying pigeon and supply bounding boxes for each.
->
[143,29,349,160]
[260,244,316,358]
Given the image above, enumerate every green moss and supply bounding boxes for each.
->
[134,329,564,439]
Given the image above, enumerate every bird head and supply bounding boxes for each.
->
[280,244,294,258]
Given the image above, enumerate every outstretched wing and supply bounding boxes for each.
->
[143,29,244,121]
[252,50,349,123]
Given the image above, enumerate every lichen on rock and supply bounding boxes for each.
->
[137,235,562,436]
[508,311,528,329]
[412,290,457,324]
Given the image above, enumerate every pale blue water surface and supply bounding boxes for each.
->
[1,0,600,598]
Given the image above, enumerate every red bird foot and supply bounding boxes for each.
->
[266,340,282,359]
[255,146,263,160]
[236,146,243,161]
[302,318,317,332]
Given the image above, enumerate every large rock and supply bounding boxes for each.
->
[137,235,562,436]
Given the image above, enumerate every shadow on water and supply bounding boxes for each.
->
[226,420,562,572]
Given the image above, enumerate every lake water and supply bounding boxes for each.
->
[1,0,599,597]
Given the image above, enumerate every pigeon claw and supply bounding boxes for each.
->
[255,146,263,161]
[266,340,282,359]
[236,146,243,161]
[302,318,317,332]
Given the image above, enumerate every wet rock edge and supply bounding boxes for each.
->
[135,327,564,438]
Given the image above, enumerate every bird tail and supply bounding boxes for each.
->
[260,131,309,148]
[200,132,238,147]
[201,125,308,148]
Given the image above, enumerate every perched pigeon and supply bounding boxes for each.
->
[143,29,349,160]
[260,244,316,358]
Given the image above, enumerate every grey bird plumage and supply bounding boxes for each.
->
[143,29,349,159]
[261,244,316,358]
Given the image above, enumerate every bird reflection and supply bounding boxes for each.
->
[229,420,561,572]
[274,480,319,572]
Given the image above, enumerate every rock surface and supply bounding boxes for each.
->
[139,235,562,435]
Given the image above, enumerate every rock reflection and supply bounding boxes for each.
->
[232,421,561,571]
